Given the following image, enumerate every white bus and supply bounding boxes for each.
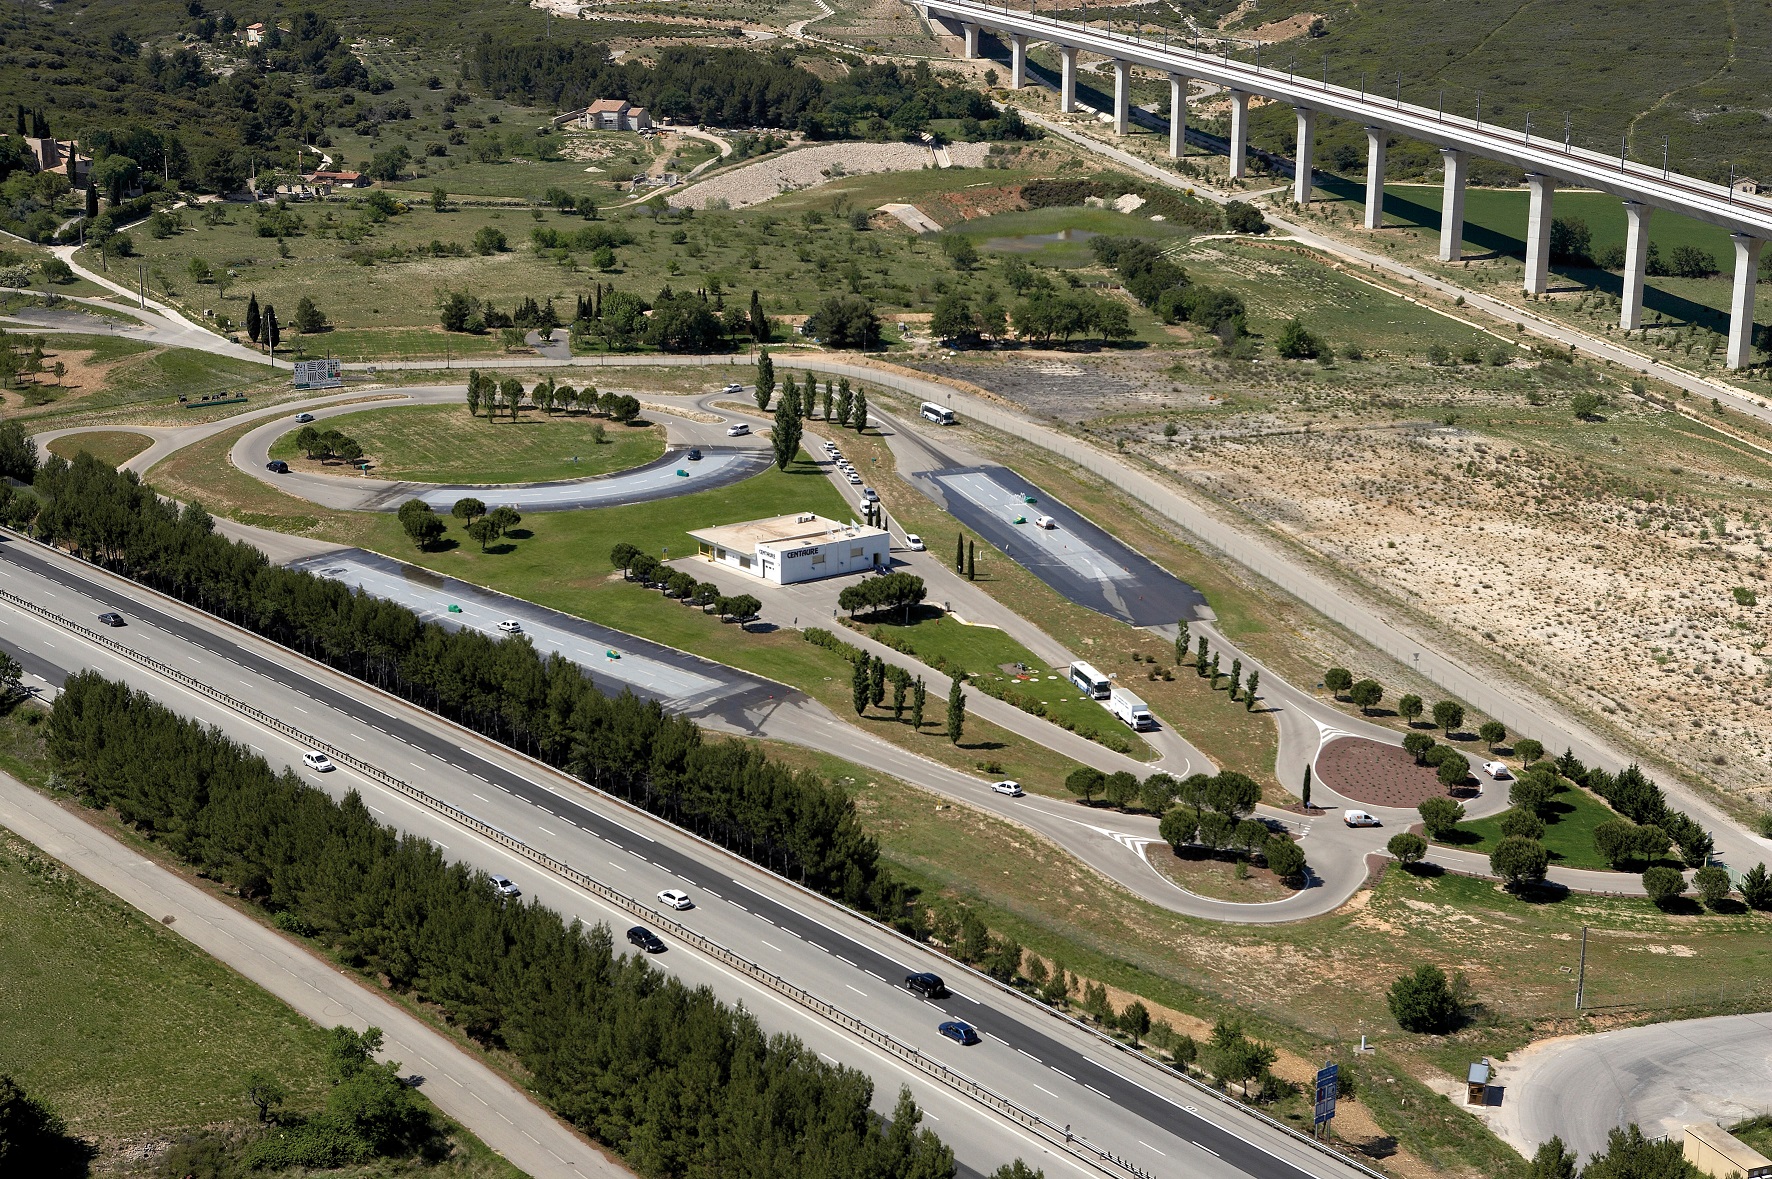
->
[1069,660,1111,700]
[920,401,957,426]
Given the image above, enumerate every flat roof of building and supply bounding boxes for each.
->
[689,513,885,554]
[1688,1123,1772,1169]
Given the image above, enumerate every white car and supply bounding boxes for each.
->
[657,889,693,910]
[846,472,862,484]
[722,382,744,394]
[1483,760,1512,780]
[496,619,522,634]
[1344,809,1381,828]
[726,423,750,437]
[1034,515,1057,530]
[905,534,925,551]
[491,875,522,900]
[302,750,335,772]
[991,780,1024,797]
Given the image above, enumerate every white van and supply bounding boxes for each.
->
[1344,810,1381,828]
[1482,760,1511,780]
[1034,515,1056,530]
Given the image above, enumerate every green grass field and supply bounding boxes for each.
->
[7,334,281,422]
[268,404,666,484]
[1443,782,1627,870]
[46,430,154,468]
[858,609,1154,758]
[959,206,1191,268]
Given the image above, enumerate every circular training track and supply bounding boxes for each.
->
[1314,736,1456,809]
[229,386,774,512]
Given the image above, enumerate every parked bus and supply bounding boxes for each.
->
[920,401,957,426]
[1069,660,1111,700]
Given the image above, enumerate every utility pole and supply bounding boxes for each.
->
[1574,925,1588,1011]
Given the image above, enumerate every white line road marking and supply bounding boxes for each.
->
[1087,1084,1110,1098]
[1196,1143,1219,1157]
[538,827,556,836]
[761,940,781,952]
[1053,1069,1074,1081]
[846,984,867,997]
[607,861,627,871]
[471,1092,487,1105]
[1034,1083,1058,1098]
[410,761,425,770]
[293,705,308,713]
[1018,1048,1041,1062]
[368,805,385,815]
[472,793,489,801]
[924,1112,939,1122]
[1138,1142,1166,1157]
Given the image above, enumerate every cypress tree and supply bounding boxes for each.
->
[966,540,975,580]
[1301,763,1312,809]
[911,676,926,729]
[1245,669,1260,710]
[852,386,868,432]
[1229,657,1242,701]
[803,375,817,419]
[13,104,22,136]
[946,675,966,744]
[891,671,907,720]
[263,305,280,354]
[246,293,262,343]
[851,654,869,716]
[955,533,965,573]
[821,379,833,420]
[770,373,801,471]
[1195,635,1209,675]
[869,656,886,708]
[466,370,481,417]
[749,288,767,342]
[85,182,98,218]
[1175,622,1189,665]
[754,348,774,411]
[834,381,852,427]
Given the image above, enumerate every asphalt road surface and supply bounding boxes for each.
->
[287,548,775,718]
[881,412,1204,628]
[1491,1011,1772,1160]
[0,536,1377,1179]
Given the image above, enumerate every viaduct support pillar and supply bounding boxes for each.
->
[1727,234,1764,370]
[1059,46,1077,113]
[1620,201,1652,330]
[1112,59,1131,135]
[1292,107,1316,204]
[1227,90,1249,179]
[1362,126,1386,229]
[1523,172,1556,295]
[1009,34,1027,89]
[1438,148,1467,261]
[1168,74,1187,159]
[961,22,979,59]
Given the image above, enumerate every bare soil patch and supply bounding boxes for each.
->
[1143,844,1297,902]
[1317,737,1449,809]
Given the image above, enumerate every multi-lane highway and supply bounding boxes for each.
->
[0,533,1378,1179]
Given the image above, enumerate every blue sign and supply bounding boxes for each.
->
[1313,1062,1339,1126]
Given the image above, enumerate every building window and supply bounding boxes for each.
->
[811,552,825,565]
[739,555,752,569]
[850,546,863,558]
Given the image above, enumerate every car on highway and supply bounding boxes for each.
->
[1483,760,1512,779]
[990,780,1023,797]
[294,412,315,423]
[722,382,745,394]
[1344,809,1381,827]
[904,534,925,551]
[657,889,693,910]
[938,1020,980,1046]
[846,472,862,484]
[904,972,947,999]
[301,750,336,772]
[96,612,125,627]
[490,875,521,900]
[496,619,523,634]
[726,423,750,437]
[686,447,703,461]
[265,460,289,474]
[627,925,667,953]
[861,487,879,503]
[1034,516,1057,530]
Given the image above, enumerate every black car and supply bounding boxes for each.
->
[627,925,666,954]
[904,972,947,999]
[686,447,703,461]
[266,460,289,474]
[96,612,125,627]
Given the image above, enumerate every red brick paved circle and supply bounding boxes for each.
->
[1316,736,1449,809]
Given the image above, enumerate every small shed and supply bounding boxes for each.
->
[1465,1059,1491,1106]
[1685,1123,1772,1179]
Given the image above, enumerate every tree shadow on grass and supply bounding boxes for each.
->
[1436,827,1484,847]
[503,528,533,541]
[1508,880,1571,905]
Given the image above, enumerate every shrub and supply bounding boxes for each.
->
[1386,832,1427,866]
[1387,964,1461,1033]
[1641,865,1686,909]
[1264,835,1306,884]
[1418,796,1465,839]
[1490,836,1549,889]
[1499,809,1545,842]
[1694,864,1733,909]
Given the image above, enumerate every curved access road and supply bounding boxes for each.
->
[228,386,772,512]
[1490,1012,1772,1161]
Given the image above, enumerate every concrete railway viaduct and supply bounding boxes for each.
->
[921,0,1771,368]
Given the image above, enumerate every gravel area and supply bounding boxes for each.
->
[670,141,992,211]
[1316,736,1453,809]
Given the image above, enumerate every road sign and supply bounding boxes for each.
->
[1313,1061,1339,1127]
[292,358,342,389]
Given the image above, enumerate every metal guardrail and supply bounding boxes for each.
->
[0,577,1158,1179]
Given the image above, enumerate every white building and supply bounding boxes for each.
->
[584,99,652,132]
[689,513,889,585]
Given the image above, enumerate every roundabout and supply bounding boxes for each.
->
[229,386,774,513]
